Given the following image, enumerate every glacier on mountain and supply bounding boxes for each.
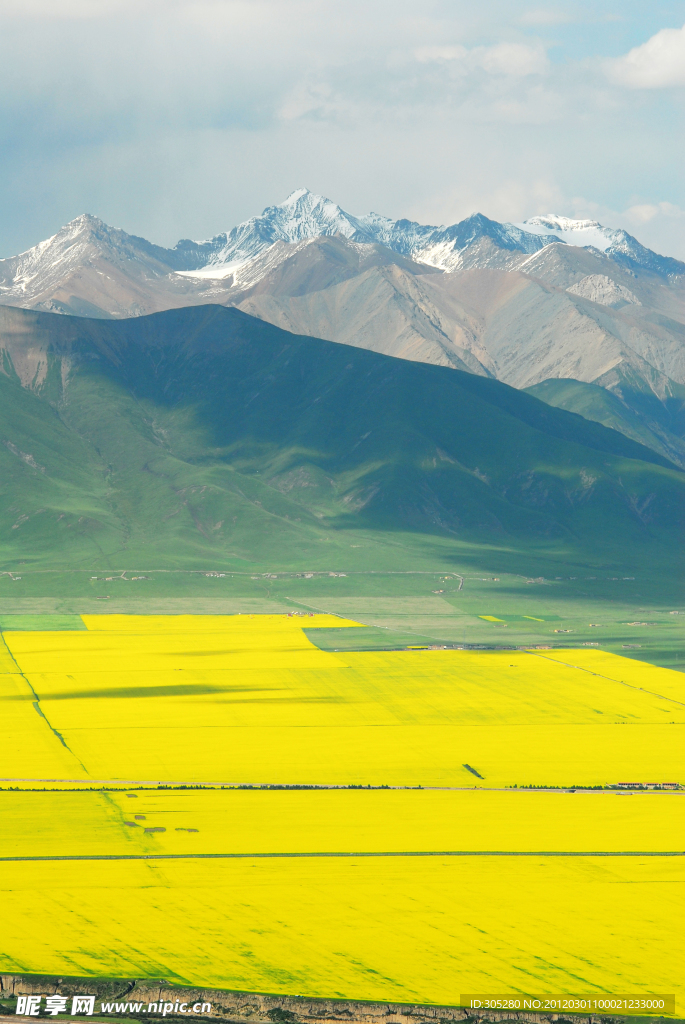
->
[517,215,620,252]
[516,213,684,277]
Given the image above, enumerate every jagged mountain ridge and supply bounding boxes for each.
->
[235,244,685,466]
[239,259,685,387]
[1,189,685,467]
[1,188,682,319]
[170,188,561,270]
[3,188,683,308]
[170,189,683,278]
[0,213,231,318]
[524,377,685,470]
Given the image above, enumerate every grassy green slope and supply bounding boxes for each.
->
[525,377,685,469]
[0,371,125,561]
[1,304,683,576]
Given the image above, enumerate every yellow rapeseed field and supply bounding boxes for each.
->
[0,634,89,779]
[1,787,682,857]
[1,614,683,1010]
[1,614,683,786]
[0,854,682,1006]
[533,647,685,703]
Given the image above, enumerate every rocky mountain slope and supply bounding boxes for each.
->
[0,214,235,319]
[237,248,685,466]
[1,189,684,465]
[1,304,682,574]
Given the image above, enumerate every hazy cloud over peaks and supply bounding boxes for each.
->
[0,0,683,259]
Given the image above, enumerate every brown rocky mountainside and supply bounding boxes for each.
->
[235,244,685,467]
[1,198,684,465]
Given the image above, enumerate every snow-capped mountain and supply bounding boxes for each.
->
[517,215,623,251]
[174,189,562,274]
[516,214,684,277]
[168,189,685,281]
[2,189,683,314]
[0,213,209,318]
[413,213,561,272]
[172,187,439,268]
[2,188,685,469]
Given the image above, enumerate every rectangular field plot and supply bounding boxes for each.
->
[532,648,685,704]
[0,788,683,858]
[1,615,684,786]
[0,855,682,1007]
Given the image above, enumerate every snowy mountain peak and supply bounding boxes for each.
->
[516,213,684,276]
[0,213,112,285]
[172,194,685,279]
[187,188,367,267]
[278,187,349,220]
[262,188,360,240]
[517,215,621,253]
[526,214,604,233]
[0,211,189,307]
[68,212,107,229]
[6,213,105,261]
[282,187,312,204]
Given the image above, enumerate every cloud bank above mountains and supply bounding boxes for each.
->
[0,0,683,259]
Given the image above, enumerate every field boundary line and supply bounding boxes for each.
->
[0,635,89,773]
[526,650,685,708]
[287,600,467,647]
[1,779,681,792]
[1,851,683,862]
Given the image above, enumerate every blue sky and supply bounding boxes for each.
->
[1,0,684,257]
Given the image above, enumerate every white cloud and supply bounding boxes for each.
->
[624,202,684,224]
[606,23,685,88]
[518,9,576,26]
[415,41,549,77]
[0,0,141,15]
[478,42,549,76]
[0,0,682,260]
[415,46,468,63]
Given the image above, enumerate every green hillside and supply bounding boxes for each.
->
[526,377,685,469]
[0,304,683,577]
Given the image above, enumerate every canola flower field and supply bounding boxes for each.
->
[0,614,683,1010]
[2,613,685,787]
[2,855,683,1006]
